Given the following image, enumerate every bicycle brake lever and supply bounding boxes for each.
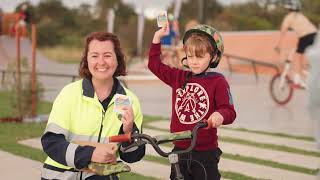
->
[120,140,147,152]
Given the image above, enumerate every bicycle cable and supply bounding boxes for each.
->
[179,158,208,180]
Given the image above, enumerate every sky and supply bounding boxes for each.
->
[0,0,252,18]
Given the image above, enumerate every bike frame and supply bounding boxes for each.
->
[111,120,210,180]
[270,48,311,105]
[278,49,309,89]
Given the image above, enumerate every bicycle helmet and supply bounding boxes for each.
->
[182,24,224,68]
[283,0,302,11]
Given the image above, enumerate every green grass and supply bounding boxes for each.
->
[143,117,315,142]
[222,127,314,141]
[223,153,319,175]
[0,91,52,118]
[120,172,158,180]
[0,122,47,161]
[143,120,320,158]
[143,114,168,123]
[0,122,158,180]
[40,46,82,64]
[157,140,320,175]
[221,136,320,157]
[144,122,320,175]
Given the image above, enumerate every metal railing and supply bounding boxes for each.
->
[223,53,280,82]
[1,53,280,86]
[1,69,78,86]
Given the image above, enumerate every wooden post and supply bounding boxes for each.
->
[31,24,37,117]
[15,26,22,117]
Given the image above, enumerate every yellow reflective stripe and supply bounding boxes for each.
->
[66,143,78,168]
[41,166,77,179]
[45,122,101,142]
[44,157,71,170]
[45,123,69,137]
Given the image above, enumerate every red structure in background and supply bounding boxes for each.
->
[1,7,37,120]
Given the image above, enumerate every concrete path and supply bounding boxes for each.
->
[18,124,320,180]
[0,150,42,179]
[149,121,319,152]
[142,128,319,180]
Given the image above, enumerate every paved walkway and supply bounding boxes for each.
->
[17,120,320,180]
[0,150,42,179]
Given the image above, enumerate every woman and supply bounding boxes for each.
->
[41,32,145,180]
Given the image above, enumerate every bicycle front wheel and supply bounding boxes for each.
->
[269,73,294,105]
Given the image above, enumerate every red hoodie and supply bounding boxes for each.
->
[148,43,236,150]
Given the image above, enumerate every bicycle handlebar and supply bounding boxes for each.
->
[109,120,210,157]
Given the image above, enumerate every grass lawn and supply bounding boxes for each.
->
[40,46,82,64]
[0,91,52,118]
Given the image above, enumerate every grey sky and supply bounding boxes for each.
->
[0,0,252,18]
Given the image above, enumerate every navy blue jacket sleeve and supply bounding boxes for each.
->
[41,132,95,169]
[118,123,145,163]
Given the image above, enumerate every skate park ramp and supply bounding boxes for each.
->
[222,30,297,63]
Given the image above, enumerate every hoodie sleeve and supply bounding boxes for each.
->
[214,77,237,125]
[148,43,179,86]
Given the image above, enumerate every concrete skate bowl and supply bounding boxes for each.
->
[218,31,297,75]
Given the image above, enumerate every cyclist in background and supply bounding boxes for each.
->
[275,0,317,88]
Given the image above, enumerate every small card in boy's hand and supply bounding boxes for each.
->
[157,11,168,27]
[114,94,132,115]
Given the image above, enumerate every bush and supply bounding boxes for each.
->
[2,57,44,118]
[37,18,64,47]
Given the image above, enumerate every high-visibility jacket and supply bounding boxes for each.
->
[41,78,145,180]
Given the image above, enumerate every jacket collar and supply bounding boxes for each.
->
[82,78,126,98]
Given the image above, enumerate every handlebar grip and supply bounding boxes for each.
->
[109,133,131,143]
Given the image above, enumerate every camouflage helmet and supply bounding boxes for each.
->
[183,24,224,68]
[283,0,302,11]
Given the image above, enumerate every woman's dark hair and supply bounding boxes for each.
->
[79,31,127,79]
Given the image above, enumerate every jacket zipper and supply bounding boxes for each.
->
[98,111,115,180]
[98,111,105,143]
[80,111,105,180]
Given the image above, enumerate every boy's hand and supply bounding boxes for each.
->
[152,22,170,44]
[208,112,224,128]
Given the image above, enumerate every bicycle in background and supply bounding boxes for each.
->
[269,48,309,105]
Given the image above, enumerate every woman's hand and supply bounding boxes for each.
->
[121,106,134,134]
[152,22,170,44]
[208,112,224,128]
[91,143,117,164]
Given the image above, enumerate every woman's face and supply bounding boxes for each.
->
[87,40,118,82]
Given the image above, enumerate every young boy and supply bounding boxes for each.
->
[148,23,236,179]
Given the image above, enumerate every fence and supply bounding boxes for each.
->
[223,53,280,82]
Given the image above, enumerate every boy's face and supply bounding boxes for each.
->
[186,49,211,74]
